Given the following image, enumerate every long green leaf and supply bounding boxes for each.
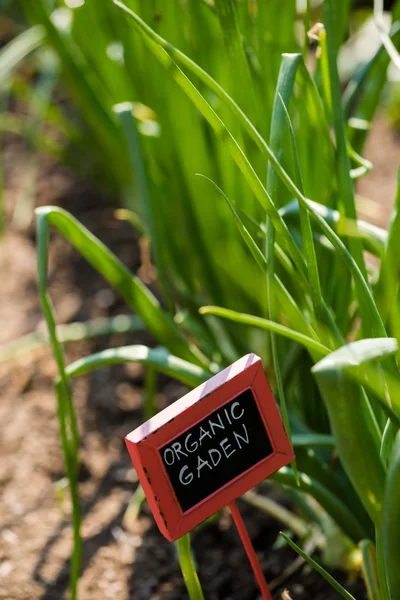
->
[277,90,324,325]
[311,338,400,422]
[176,534,205,600]
[196,174,266,272]
[313,338,398,370]
[281,533,356,600]
[65,345,209,388]
[376,169,400,324]
[313,341,391,525]
[213,0,256,120]
[266,54,302,483]
[323,0,367,281]
[35,206,209,369]
[359,540,382,600]
[113,102,173,309]
[37,214,81,600]
[199,306,330,357]
[376,528,391,600]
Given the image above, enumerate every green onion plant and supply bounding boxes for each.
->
[6,0,400,598]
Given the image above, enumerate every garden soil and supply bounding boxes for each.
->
[1,116,398,600]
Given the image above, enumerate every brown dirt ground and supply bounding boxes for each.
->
[1,114,397,600]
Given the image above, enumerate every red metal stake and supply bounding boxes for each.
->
[228,501,273,600]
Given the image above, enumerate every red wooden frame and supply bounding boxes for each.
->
[125,353,294,541]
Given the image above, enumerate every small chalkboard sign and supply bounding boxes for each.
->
[125,354,294,541]
[160,389,273,512]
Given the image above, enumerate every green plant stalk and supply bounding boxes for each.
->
[382,431,400,598]
[65,345,209,389]
[359,539,382,600]
[272,275,321,343]
[124,485,146,529]
[265,54,300,486]
[213,0,256,121]
[196,175,267,272]
[199,307,330,357]
[176,534,205,600]
[380,419,396,469]
[277,90,332,337]
[115,208,146,236]
[113,102,173,311]
[281,532,356,600]
[313,359,385,526]
[302,0,311,58]
[318,28,332,118]
[266,263,295,479]
[376,169,400,325]
[323,0,367,281]
[37,214,81,600]
[266,54,300,482]
[272,255,315,318]
[376,529,390,600]
[54,379,81,600]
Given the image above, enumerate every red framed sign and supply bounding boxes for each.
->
[125,353,294,541]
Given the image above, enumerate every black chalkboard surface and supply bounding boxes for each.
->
[160,389,273,512]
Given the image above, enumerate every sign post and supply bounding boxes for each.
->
[228,501,272,600]
[125,353,294,597]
